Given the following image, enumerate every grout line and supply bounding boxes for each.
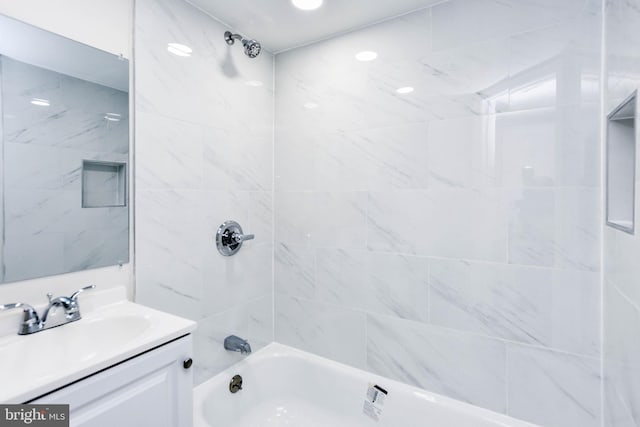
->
[598,0,607,424]
[290,294,602,361]
[271,53,276,343]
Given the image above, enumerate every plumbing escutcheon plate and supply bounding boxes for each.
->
[216,220,252,256]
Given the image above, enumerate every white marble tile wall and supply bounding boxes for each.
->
[1,56,129,282]
[133,0,274,385]
[274,1,602,426]
[603,1,640,425]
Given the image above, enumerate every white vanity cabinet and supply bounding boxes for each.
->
[32,335,193,427]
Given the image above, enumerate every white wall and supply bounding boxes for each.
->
[0,0,134,331]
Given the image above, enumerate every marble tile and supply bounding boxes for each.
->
[276,123,429,192]
[431,0,589,52]
[275,294,366,370]
[203,127,273,191]
[608,224,640,309]
[358,123,429,191]
[248,191,273,244]
[135,0,274,133]
[604,377,638,427]
[193,296,272,386]
[63,223,129,272]
[507,344,601,427]
[275,9,433,134]
[3,189,80,237]
[134,0,274,387]
[507,15,601,112]
[3,142,64,190]
[136,112,204,190]
[366,315,507,412]
[3,233,65,283]
[364,252,429,322]
[275,191,367,249]
[423,37,510,107]
[367,189,508,261]
[2,56,129,152]
[429,258,600,356]
[604,0,640,109]
[274,130,316,191]
[135,189,205,316]
[202,241,272,315]
[508,188,600,271]
[133,267,203,321]
[274,243,316,299]
[496,107,600,188]
[604,282,640,426]
[427,116,493,189]
[315,248,367,308]
[366,190,431,255]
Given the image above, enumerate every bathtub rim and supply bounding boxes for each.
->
[193,342,539,427]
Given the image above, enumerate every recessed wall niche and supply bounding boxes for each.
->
[607,91,637,234]
[82,160,127,208]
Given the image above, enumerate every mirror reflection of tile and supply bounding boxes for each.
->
[1,56,129,283]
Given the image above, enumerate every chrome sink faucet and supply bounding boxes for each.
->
[0,285,96,335]
[224,335,252,354]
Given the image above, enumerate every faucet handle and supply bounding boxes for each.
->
[0,302,36,313]
[0,303,42,335]
[70,284,96,302]
[232,232,255,243]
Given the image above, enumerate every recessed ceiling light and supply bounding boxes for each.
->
[104,113,122,122]
[167,43,192,57]
[245,80,264,87]
[396,86,414,94]
[30,98,50,107]
[355,51,378,62]
[303,102,319,109]
[291,0,323,10]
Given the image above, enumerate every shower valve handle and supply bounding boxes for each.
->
[232,232,254,243]
[216,221,255,256]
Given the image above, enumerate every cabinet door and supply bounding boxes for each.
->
[33,335,193,427]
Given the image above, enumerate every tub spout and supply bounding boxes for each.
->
[224,335,252,354]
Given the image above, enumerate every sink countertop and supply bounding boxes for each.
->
[0,287,197,403]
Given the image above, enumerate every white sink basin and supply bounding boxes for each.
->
[0,290,196,403]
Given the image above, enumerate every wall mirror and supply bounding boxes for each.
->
[0,14,129,283]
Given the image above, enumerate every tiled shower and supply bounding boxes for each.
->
[132,0,640,426]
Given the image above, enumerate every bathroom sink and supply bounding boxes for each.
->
[0,287,196,403]
[0,316,151,382]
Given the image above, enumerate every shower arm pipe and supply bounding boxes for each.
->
[224,31,243,45]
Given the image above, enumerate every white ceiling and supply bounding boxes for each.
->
[188,0,445,53]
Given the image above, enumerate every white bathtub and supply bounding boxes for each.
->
[194,343,538,427]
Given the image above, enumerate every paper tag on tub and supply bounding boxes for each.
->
[363,384,388,421]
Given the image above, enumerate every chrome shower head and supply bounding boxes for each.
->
[224,31,262,59]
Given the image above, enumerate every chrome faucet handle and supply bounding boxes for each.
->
[232,232,255,243]
[0,303,42,335]
[70,284,96,302]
